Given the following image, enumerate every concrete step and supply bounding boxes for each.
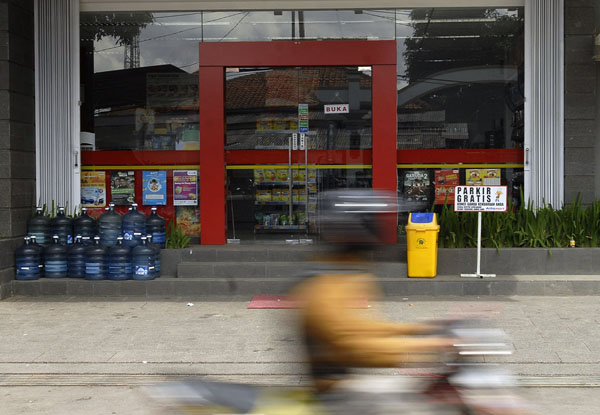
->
[162,245,407,264]
[9,275,600,298]
[176,262,409,279]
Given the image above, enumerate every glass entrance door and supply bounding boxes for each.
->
[225,66,373,242]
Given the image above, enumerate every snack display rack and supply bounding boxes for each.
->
[253,135,317,235]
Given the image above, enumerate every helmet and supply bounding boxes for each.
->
[319,189,397,248]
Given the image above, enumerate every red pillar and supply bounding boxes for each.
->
[199,66,226,245]
[372,64,398,244]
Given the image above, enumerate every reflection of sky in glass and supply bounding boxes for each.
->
[85,7,522,80]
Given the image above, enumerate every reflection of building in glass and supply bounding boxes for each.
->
[226,67,372,150]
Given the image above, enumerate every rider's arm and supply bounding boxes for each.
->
[297,273,451,367]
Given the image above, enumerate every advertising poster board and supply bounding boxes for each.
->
[173,170,198,206]
[403,170,431,203]
[81,171,106,207]
[434,169,459,204]
[454,185,508,212]
[142,171,167,205]
[110,171,135,205]
[465,168,501,185]
[176,206,201,236]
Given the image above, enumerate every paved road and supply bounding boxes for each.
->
[0,295,599,414]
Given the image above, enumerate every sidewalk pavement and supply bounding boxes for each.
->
[1,295,599,381]
[1,295,599,414]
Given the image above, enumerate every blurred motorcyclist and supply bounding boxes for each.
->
[292,189,454,394]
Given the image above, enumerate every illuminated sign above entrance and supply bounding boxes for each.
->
[324,104,349,114]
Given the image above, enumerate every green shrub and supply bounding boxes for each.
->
[435,193,600,249]
[165,221,190,249]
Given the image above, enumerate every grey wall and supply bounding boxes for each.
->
[0,0,35,299]
[564,0,597,205]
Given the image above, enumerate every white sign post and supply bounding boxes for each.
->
[454,185,508,278]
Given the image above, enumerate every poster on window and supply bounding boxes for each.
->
[466,168,501,186]
[81,171,106,208]
[176,206,201,236]
[110,171,135,205]
[434,169,460,204]
[173,170,198,206]
[142,171,167,205]
[403,170,431,203]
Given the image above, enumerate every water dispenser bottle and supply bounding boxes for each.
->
[74,207,97,244]
[122,203,146,247]
[108,237,132,281]
[85,236,108,280]
[29,235,45,277]
[15,237,41,280]
[98,203,122,247]
[132,236,156,280]
[146,207,166,248]
[28,207,51,246]
[67,235,87,278]
[44,235,68,278]
[146,234,161,277]
[50,207,73,245]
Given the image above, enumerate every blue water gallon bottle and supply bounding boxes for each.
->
[15,236,41,280]
[50,207,73,245]
[98,203,122,247]
[146,207,166,248]
[29,235,45,277]
[74,207,97,244]
[44,235,68,278]
[146,234,161,277]
[85,236,108,280]
[67,235,87,278]
[28,207,51,246]
[108,237,132,281]
[122,203,146,247]
[132,236,156,280]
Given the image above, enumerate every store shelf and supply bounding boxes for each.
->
[255,181,316,186]
[255,225,307,231]
[255,201,307,206]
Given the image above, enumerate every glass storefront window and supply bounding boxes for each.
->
[203,10,394,42]
[226,66,372,150]
[79,8,525,243]
[397,167,524,216]
[396,8,524,150]
[80,12,203,151]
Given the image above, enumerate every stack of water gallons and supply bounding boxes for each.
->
[18,203,166,282]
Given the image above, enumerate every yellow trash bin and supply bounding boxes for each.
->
[405,212,440,278]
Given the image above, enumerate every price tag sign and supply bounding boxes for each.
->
[292,133,298,150]
[299,133,306,150]
[454,185,508,212]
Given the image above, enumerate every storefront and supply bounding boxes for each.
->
[34,1,565,245]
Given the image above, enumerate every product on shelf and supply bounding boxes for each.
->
[253,169,265,184]
[256,189,272,202]
[264,169,276,182]
[272,188,282,202]
[276,169,289,182]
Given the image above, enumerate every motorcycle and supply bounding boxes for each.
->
[146,319,536,414]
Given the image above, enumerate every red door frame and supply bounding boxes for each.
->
[198,40,397,245]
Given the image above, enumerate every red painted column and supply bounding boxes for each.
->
[372,64,398,244]
[199,66,226,244]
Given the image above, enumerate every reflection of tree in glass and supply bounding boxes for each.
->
[80,12,154,46]
[402,8,524,84]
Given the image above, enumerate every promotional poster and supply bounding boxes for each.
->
[81,171,106,207]
[434,169,460,204]
[466,168,501,186]
[110,171,135,205]
[142,171,167,205]
[173,170,198,206]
